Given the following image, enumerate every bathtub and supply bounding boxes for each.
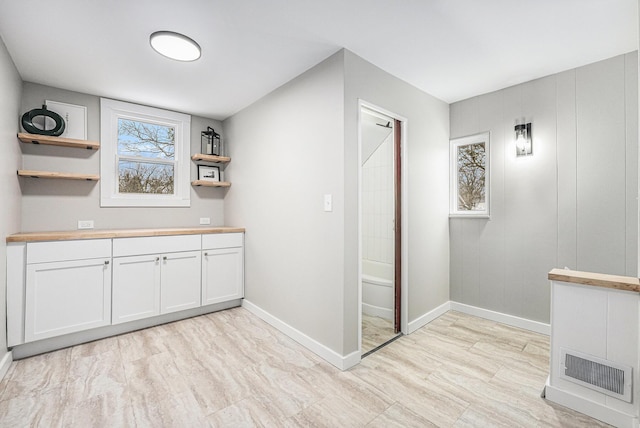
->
[361,260,394,320]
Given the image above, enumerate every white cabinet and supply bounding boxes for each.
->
[7,230,244,349]
[112,235,202,324]
[24,240,112,342]
[112,254,161,324]
[202,233,244,305]
[161,250,201,314]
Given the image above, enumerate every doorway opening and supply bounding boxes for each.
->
[359,104,403,356]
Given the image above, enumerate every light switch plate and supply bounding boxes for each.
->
[324,194,332,212]
[78,220,94,229]
[200,217,211,225]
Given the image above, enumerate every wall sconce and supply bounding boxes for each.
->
[515,122,532,157]
[201,126,221,156]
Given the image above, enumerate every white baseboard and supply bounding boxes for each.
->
[243,299,550,371]
[545,380,638,428]
[241,300,360,370]
[450,301,550,335]
[362,303,393,321]
[407,301,451,334]
[0,351,13,382]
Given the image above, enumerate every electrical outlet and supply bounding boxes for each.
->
[200,217,211,225]
[78,220,94,229]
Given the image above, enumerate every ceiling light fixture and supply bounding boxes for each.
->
[149,31,201,62]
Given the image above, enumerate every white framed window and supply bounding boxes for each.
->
[100,98,191,207]
[450,132,490,218]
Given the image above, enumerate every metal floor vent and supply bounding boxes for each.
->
[560,348,632,403]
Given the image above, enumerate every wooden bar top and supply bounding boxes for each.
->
[548,268,640,293]
[7,227,245,243]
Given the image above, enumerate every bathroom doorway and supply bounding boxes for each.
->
[359,105,402,356]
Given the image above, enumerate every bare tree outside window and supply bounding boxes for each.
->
[457,142,485,211]
[118,161,174,194]
[450,132,490,217]
[117,119,176,194]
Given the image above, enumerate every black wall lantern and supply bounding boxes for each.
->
[201,126,221,156]
[515,122,532,157]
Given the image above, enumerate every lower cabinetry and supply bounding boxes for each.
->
[112,254,160,324]
[26,257,111,342]
[202,234,244,305]
[7,231,244,349]
[160,251,202,314]
[23,239,112,343]
[112,250,202,324]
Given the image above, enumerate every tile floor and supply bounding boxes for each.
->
[361,314,399,355]
[0,308,610,427]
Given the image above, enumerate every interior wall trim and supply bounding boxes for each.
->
[244,298,552,372]
[241,300,361,370]
[407,301,451,334]
[450,301,551,335]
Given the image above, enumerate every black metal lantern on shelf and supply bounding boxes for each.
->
[201,126,221,156]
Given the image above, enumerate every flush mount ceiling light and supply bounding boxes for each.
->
[149,31,201,62]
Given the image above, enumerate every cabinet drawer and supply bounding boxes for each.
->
[113,234,200,257]
[27,239,111,264]
[202,232,243,250]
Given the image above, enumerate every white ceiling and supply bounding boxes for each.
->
[0,0,637,120]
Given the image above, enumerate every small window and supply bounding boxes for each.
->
[101,99,191,207]
[450,132,490,217]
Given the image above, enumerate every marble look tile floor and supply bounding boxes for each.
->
[0,308,610,427]
[361,314,399,355]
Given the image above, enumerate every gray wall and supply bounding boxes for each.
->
[224,52,347,353]
[20,83,226,231]
[224,49,450,357]
[450,52,638,323]
[343,51,450,346]
[0,36,23,357]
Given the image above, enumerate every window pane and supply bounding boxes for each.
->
[117,119,175,160]
[118,160,174,194]
[457,142,486,211]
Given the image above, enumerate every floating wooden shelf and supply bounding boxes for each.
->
[191,180,231,188]
[191,153,231,164]
[18,133,100,150]
[17,170,100,181]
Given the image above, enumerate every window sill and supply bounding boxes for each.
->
[449,214,490,219]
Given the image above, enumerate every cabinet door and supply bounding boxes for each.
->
[202,247,244,306]
[112,255,161,324]
[25,258,111,342]
[161,251,202,314]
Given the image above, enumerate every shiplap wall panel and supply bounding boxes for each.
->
[475,90,506,313]
[625,53,639,277]
[576,55,627,275]
[450,53,637,324]
[556,69,578,271]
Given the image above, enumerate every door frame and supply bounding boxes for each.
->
[357,99,409,355]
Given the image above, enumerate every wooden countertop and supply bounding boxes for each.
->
[548,268,640,293]
[7,227,245,243]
